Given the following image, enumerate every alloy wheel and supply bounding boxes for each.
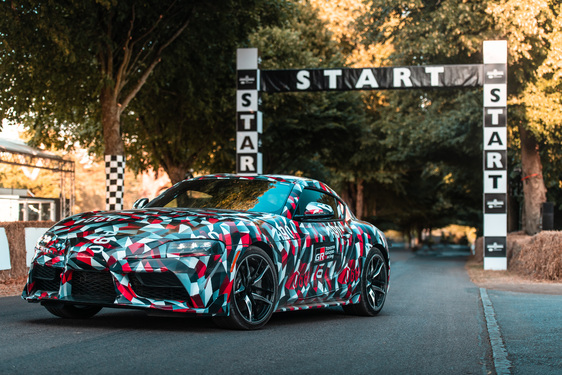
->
[233,253,276,324]
[365,252,387,310]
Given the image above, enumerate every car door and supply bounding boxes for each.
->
[292,188,352,300]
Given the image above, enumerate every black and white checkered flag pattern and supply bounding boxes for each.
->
[105,155,125,211]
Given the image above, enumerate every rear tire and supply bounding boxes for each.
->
[343,248,388,316]
[213,247,278,330]
[44,303,102,319]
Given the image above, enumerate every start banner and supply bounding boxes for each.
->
[261,65,483,93]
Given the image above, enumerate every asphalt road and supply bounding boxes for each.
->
[0,247,556,374]
[487,290,562,374]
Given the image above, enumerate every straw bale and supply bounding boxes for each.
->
[506,231,532,262]
[0,221,54,282]
[509,231,562,281]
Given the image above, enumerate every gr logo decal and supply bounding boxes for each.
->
[313,243,336,264]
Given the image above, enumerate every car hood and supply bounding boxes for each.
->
[42,208,281,258]
[51,207,277,237]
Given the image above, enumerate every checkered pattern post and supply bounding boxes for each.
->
[105,155,125,211]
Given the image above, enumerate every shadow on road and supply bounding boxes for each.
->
[23,305,361,332]
[25,310,218,332]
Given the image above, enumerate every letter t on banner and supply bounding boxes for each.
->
[483,41,508,270]
[236,48,262,175]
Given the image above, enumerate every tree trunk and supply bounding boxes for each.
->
[343,180,357,217]
[519,124,547,235]
[416,225,423,248]
[100,87,124,155]
[101,87,126,210]
[355,177,364,220]
[165,164,189,185]
[406,228,413,249]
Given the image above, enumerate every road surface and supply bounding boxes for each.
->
[1,247,559,374]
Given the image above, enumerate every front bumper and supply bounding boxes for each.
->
[22,251,232,316]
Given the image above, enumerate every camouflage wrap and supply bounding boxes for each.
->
[23,174,389,317]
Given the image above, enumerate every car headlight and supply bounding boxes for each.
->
[165,240,224,258]
[37,232,53,247]
[35,232,66,254]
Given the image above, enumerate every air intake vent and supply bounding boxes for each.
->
[130,272,190,302]
[32,265,62,292]
[71,271,117,304]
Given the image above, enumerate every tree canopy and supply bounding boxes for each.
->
[354,0,561,234]
[1,0,561,236]
[122,1,287,183]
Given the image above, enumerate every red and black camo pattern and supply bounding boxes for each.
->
[22,174,388,316]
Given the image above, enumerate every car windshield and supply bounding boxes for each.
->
[146,178,294,214]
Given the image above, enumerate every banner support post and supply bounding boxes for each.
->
[236,48,262,175]
[482,40,508,270]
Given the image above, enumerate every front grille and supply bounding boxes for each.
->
[71,271,117,303]
[130,272,190,302]
[32,265,62,292]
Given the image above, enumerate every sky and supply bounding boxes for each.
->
[0,120,24,141]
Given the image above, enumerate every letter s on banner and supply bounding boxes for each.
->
[297,70,310,90]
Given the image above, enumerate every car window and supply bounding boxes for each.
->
[148,179,293,215]
[296,189,339,220]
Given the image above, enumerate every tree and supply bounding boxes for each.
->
[486,0,561,234]
[0,163,60,198]
[249,1,404,219]
[122,2,286,183]
[358,0,562,235]
[1,1,294,195]
[307,0,401,219]
[301,0,486,227]
[248,2,369,186]
[1,0,197,209]
[371,88,483,234]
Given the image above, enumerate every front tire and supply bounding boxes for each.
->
[214,247,278,330]
[343,247,388,316]
[43,303,102,319]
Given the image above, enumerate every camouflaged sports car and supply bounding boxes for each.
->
[23,174,389,329]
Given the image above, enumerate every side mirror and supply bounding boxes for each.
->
[303,202,334,219]
[133,198,149,209]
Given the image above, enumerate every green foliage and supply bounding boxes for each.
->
[123,0,287,182]
[363,88,483,230]
[359,0,492,64]
[1,0,289,183]
[3,0,560,231]
[355,0,491,229]
[356,0,562,229]
[0,0,197,153]
[249,2,368,183]
[0,0,101,150]
[486,0,562,208]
